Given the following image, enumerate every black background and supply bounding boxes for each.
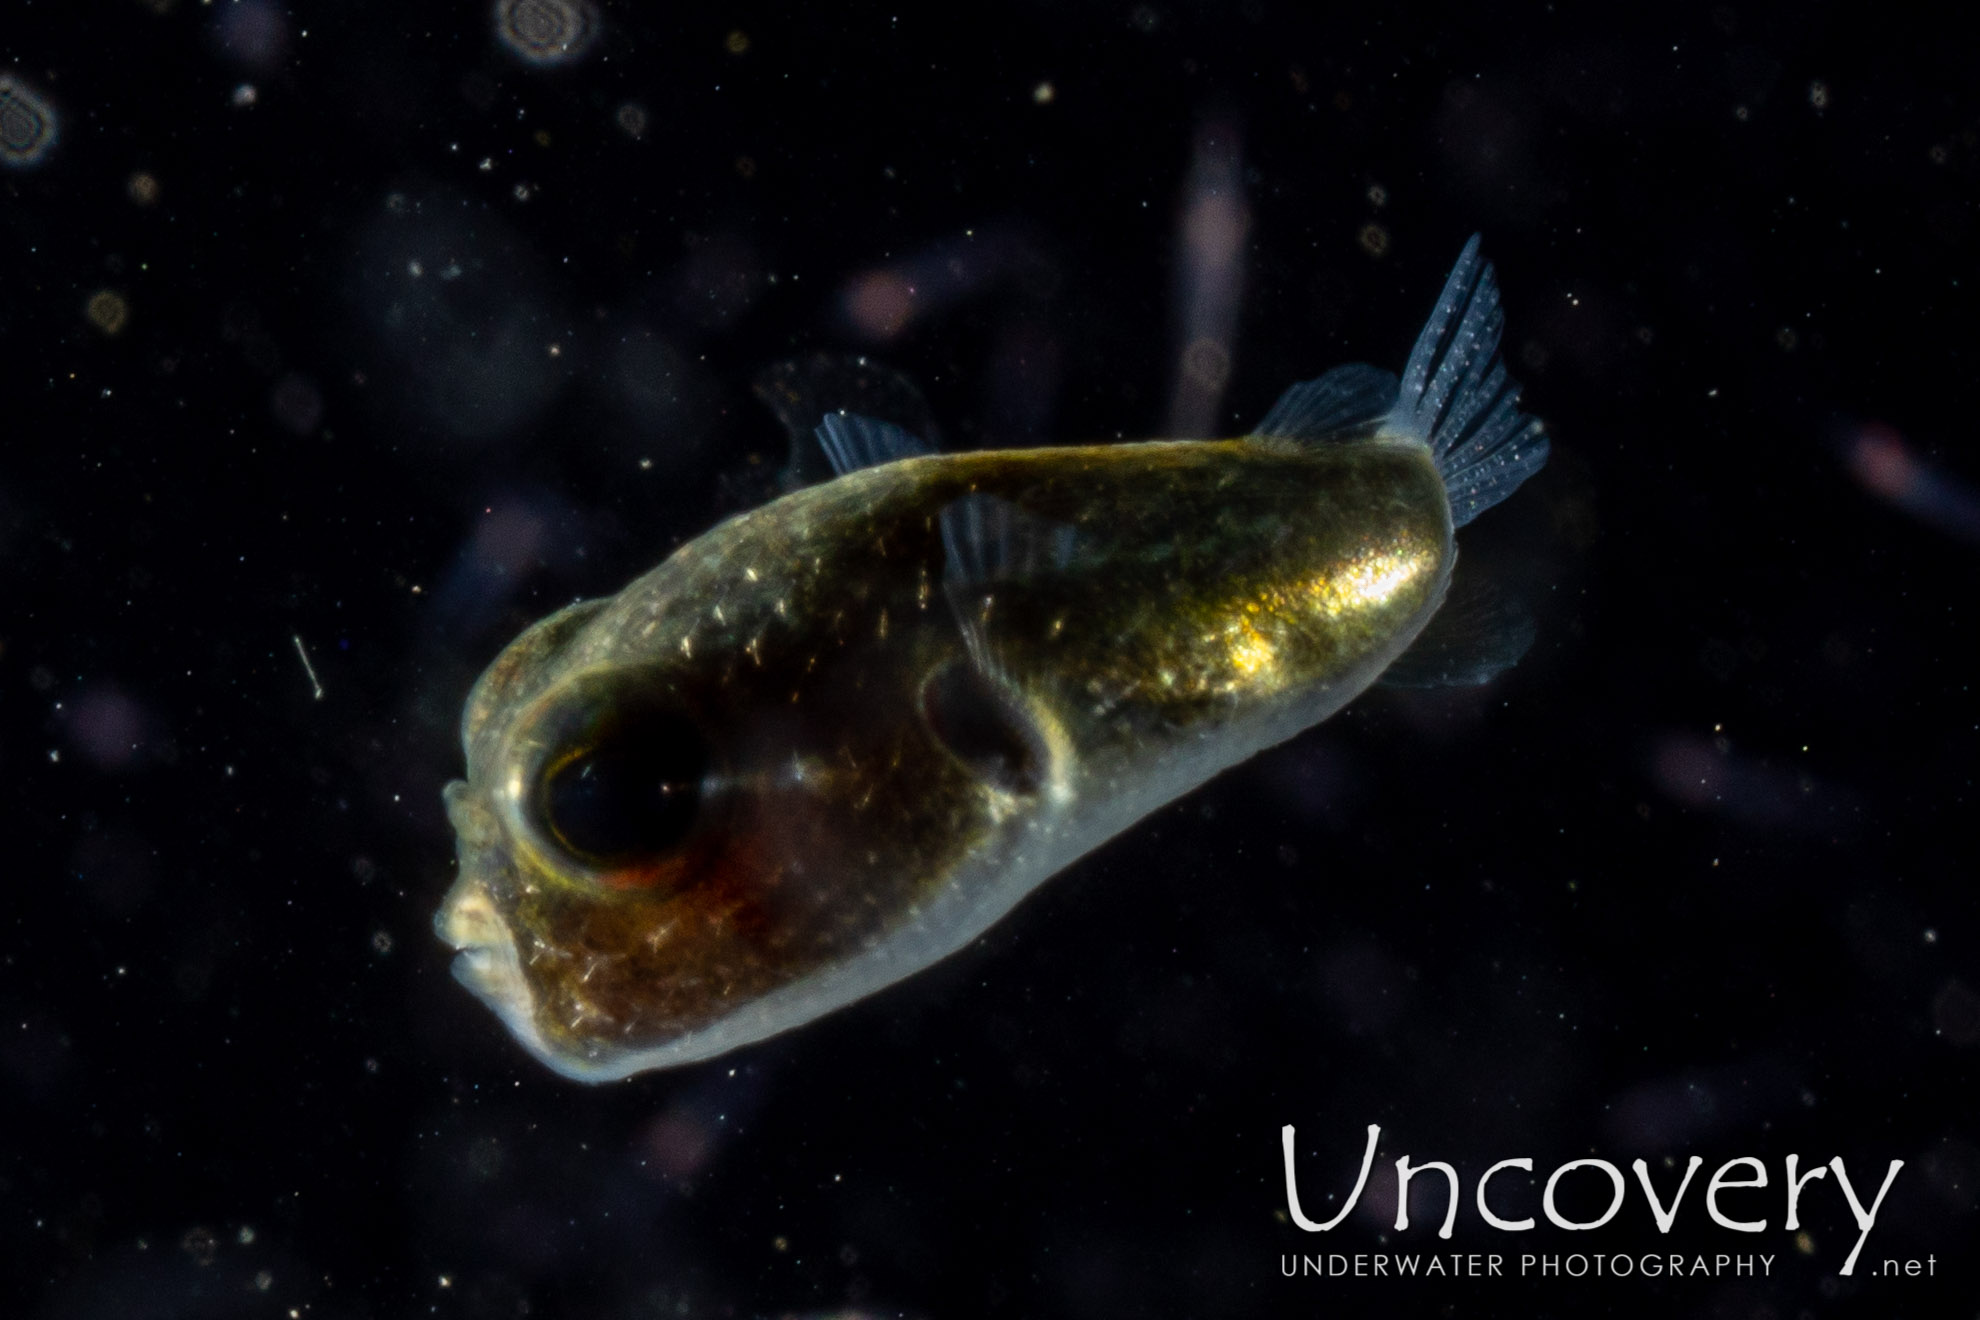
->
[4,2,1976,1316]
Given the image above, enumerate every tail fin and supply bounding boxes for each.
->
[1389,234,1549,528]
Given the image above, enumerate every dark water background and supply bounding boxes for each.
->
[5,2,1976,1316]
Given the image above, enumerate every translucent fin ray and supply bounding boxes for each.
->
[814,411,931,477]
[1252,363,1399,443]
[939,493,1080,681]
[755,354,940,490]
[1390,234,1549,528]
[939,492,1079,591]
[1377,570,1535,689]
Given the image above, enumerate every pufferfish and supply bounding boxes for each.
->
[437,234,1549,1081]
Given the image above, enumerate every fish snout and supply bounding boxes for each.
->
[443,778,503,848]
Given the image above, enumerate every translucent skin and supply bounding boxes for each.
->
[436,436,1451,1079]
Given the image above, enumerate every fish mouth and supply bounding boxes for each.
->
[436,782,529,1005]
[433,874,545,1053]
[437,782,629,1082]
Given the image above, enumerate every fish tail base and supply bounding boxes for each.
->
[1391,234,1550,528]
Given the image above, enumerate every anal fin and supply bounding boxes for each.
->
[1378,568,1536,689]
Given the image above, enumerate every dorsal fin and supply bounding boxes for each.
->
[1389,234,1548,527]
[1252,363,1399,444]
[752,355,940,490]
[814,411,932,476]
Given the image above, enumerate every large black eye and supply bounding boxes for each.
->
[538,704,707,864]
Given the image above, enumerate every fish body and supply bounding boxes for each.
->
[438,236,1548,1080]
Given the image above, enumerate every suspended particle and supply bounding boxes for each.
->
[1180,336,1232,392]
[270,373,324,434]
[1929,143,1949,165]
[734,154,757,179]
[211,0,291,73]
[0,72,58,168]
[1365,182,1388,208]
[615,101,648,139]
[1733,103,1750,122]
[1032,81,1056,105]
[127,170,161,205]
[1808,80,1830,111]
[460,70,498,110]
[86,290,131,337]
[1775,325,1799,352]
[230,83,259,108]
[180,1226,218,1267]
[845,271,914,339]
[725,29,750,55]
[1357,221,1389,258]
[495,0,598,66]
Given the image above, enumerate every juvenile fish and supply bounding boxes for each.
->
[437,235,1549,1080]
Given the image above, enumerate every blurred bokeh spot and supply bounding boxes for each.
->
[0,71,57,167]
[494,0,598,66]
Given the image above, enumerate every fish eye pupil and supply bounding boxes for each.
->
[540,710,705,863]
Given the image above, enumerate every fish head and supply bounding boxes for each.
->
[434,525,1018,1081]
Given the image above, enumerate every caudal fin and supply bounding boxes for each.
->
[1389,234,1549,528]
